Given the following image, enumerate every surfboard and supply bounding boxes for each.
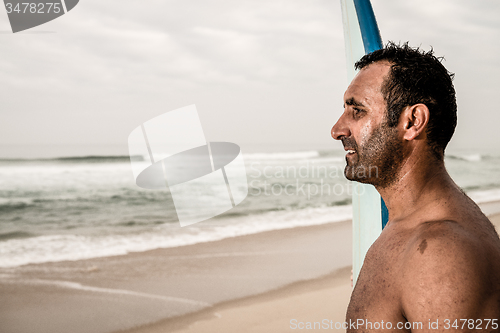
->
[340,0,388,285]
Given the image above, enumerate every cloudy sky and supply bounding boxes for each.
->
[0,0,499,158]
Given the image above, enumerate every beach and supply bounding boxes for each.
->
[1,202,500,333]
[0,220,351,333]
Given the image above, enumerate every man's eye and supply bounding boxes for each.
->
[353,108,363,115]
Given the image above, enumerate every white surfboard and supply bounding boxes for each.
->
[340,0,388,285]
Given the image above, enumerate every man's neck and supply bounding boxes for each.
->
[375,148,460,224]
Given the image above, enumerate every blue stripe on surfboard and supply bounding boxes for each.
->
[354,0,389,229]
[353,0,383,53]
[381,198,389,229]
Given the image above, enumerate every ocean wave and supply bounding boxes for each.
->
[0,151,496,164]
[446,153,483,162]
[1,151,325,164]
[0,151,341,165]
[0,231,37,241]
[0,198,36,212]
[0,155,143,164]
[0,205,352,268]
[243,151,320,160]
[55,155,143,162]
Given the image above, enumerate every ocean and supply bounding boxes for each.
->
[1,148,500,268]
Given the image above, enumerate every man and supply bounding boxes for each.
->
[331,42,500,332]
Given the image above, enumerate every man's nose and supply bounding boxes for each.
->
[331,114,350,140]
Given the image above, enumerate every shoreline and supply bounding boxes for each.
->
[2,194,500,269]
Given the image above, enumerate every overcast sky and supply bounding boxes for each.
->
[1,0,499,158]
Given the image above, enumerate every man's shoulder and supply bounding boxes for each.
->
[405,219,479,259]
[403,216,499,263]
[402,219,488,281]
[399,218,500,321]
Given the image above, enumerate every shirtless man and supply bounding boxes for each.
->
[331,42,500,332]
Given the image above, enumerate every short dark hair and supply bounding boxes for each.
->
[355,42,457,158]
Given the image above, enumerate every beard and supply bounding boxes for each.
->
[342,120,404,188]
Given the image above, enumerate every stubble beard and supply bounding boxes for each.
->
[344,120,404,188]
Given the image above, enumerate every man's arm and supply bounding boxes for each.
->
[400,221,492,332]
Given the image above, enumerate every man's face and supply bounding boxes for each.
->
[331,62,404,187]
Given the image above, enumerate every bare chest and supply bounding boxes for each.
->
[346,229,408,328]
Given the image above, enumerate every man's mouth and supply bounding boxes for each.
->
[341,138,358,158]
[344,148,356,156]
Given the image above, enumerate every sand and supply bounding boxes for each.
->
[1,203,500,333]
[119,267,352,333]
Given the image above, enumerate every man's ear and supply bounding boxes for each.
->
[401,104,429,141]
